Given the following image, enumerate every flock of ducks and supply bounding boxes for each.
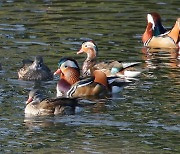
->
[1,12,179,116]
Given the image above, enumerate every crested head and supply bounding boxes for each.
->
[147,12,166,35]
[148,12,161,23]
[147,12,161,29]
[58,57,79,70]
[77,41,98,59]
[55,57,80,84]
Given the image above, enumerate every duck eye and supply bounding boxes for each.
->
[85,45,87,48]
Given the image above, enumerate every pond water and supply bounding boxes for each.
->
[0,0,179,153]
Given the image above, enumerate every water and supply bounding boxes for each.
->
[0,0,179,153]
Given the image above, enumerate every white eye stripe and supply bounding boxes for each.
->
[62,60,78,68]
[84,42,95,48]
[147,14,155,29]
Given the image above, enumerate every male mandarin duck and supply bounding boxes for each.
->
[142,12,180,48]
[77,41,141,78]
[54,57,129,97]
[25,89,78,116]
[18,56,53,81]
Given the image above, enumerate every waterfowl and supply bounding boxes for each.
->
[18,56,53,81]
[25,89,78,116]
[142,12,180,48]
[54,57,129,97]
[77,41,141,78]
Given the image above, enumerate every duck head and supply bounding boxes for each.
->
[54,57,80,85]
[26,89,44,104]
[147,12,167,36]
[29,56,44,71]
[77,41,98,60]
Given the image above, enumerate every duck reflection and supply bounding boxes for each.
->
[24,116,56,129]
[142,47,179,69]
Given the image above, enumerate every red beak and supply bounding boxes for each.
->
[54,69,62,75]
[26,97,33,104]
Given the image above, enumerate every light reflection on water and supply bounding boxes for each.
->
[0,0,179,153]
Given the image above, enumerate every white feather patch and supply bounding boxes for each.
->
[147,14,155,29]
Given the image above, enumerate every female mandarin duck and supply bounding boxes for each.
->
[25,89,78,116]
[142,12,180,48]
[18,56,53,81]
[54,57,129,97]
[77,41,141,78]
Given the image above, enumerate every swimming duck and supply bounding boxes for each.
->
[18,56,53,81]
[77,41,141,78]
[25,89,78,116]
[54,57,129,97]
[142,12,180,48]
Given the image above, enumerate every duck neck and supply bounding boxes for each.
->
[62,68,80,85]
[86,48,97,61]
[142,22,153,43]
[154,21,166,36]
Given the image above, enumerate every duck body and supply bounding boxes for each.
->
[54,57,109,97]
[18,56,53,81]
[25,89,78,116]
[54,57,129,97]
[142,12,180,48]
[77,41,141,78]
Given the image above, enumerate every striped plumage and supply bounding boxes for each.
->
[54,57,109,97]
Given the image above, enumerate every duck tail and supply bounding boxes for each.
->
[167,18,180,44]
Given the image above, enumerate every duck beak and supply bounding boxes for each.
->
[54,69,62,75]
[77,48,84,54]
[26,97,33,104]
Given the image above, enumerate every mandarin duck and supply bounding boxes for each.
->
[142,12,180,48]
[18,56,53,81]
[54,57,129,97]
[25,89,78,116]
[77,41,141,78]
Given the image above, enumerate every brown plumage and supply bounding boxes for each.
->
[77,41,142,78]
[18,56,53,81]
[54,58,109,97]
[25,89,78,116]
